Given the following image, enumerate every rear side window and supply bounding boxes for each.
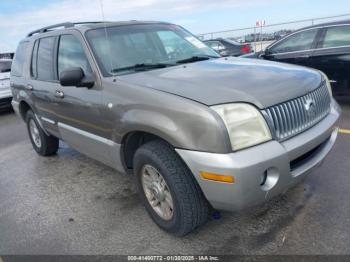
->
[270,29,318,53]
[31,40,39,78]
[11,42,29,76]
[36,36,56,81]
[322,25,350,48]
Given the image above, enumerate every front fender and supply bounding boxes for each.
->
[118,104,230,153]
[104,81,231,153]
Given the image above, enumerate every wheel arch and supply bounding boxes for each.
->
[18,100,32,120]
[121,130,176,173]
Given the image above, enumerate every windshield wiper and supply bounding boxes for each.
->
[111,63,173,73]
[175,55,214,64]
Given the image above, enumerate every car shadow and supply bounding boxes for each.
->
[0,107,14,116]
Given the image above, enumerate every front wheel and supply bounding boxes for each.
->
[133,140,209,236]
[26,110,59,156]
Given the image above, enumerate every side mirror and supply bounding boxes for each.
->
[258,51,265,58]
[263,47,272,56]
[59,67,94,88]
[256,49,267,59]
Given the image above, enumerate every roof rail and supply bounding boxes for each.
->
[26,21,108,37]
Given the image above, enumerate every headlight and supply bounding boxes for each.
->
[319,71,333,97]
[212,103,272,151]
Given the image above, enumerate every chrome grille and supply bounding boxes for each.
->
[262,82,331,141]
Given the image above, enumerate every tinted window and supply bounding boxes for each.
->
[58,35,91,76]
[322,25,350,48]
[0,60,12,73]
[11,42,29,76]
[37,37,56,81]
[270,29,318,53]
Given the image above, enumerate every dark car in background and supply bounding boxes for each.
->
[243,20,350,96]
[204,38,252,56]
[273,29,293,40]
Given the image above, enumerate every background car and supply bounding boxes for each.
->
[204,38,252,56]
[273,29,293,40]
[242,20,350,96]
[0,59,12,110]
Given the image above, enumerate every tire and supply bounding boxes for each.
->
[26,110,59,156]
[133,140,209,236]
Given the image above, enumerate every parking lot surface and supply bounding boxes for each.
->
[0,99,350,255]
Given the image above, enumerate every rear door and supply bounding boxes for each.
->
[264,28,320,67]
[311,24,350,95]
[29,36,61,136]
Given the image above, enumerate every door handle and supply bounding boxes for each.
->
[26,84,34,91]
[55,90,64,98]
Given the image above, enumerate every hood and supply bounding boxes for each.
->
[119,57,322,108]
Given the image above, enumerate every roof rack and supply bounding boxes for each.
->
[26,21,107,37]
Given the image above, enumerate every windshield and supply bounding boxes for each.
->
[86,23,219,76]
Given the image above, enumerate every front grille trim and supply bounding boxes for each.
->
[262,82,331,141]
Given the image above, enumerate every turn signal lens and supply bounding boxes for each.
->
[200,172,235,183]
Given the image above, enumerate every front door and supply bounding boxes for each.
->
[52,32,119,167]
[311,25,350,95]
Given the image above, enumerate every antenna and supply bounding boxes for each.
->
[98,0,116,76]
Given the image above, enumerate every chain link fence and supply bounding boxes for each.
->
[198,13,350,52]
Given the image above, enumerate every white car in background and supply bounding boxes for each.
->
[0,59,12,110]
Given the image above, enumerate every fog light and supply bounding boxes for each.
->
[261,167,279,191]
[260,171,268,186]
[200,172,235,183]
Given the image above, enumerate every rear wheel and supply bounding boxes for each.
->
[26,110,59,156]
[133,140,209,236]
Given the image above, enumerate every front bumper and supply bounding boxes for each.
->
[176,99,341,211]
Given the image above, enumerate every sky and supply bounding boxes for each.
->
[0,0,349,52]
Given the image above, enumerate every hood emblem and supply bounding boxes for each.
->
[304,98,316,117]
